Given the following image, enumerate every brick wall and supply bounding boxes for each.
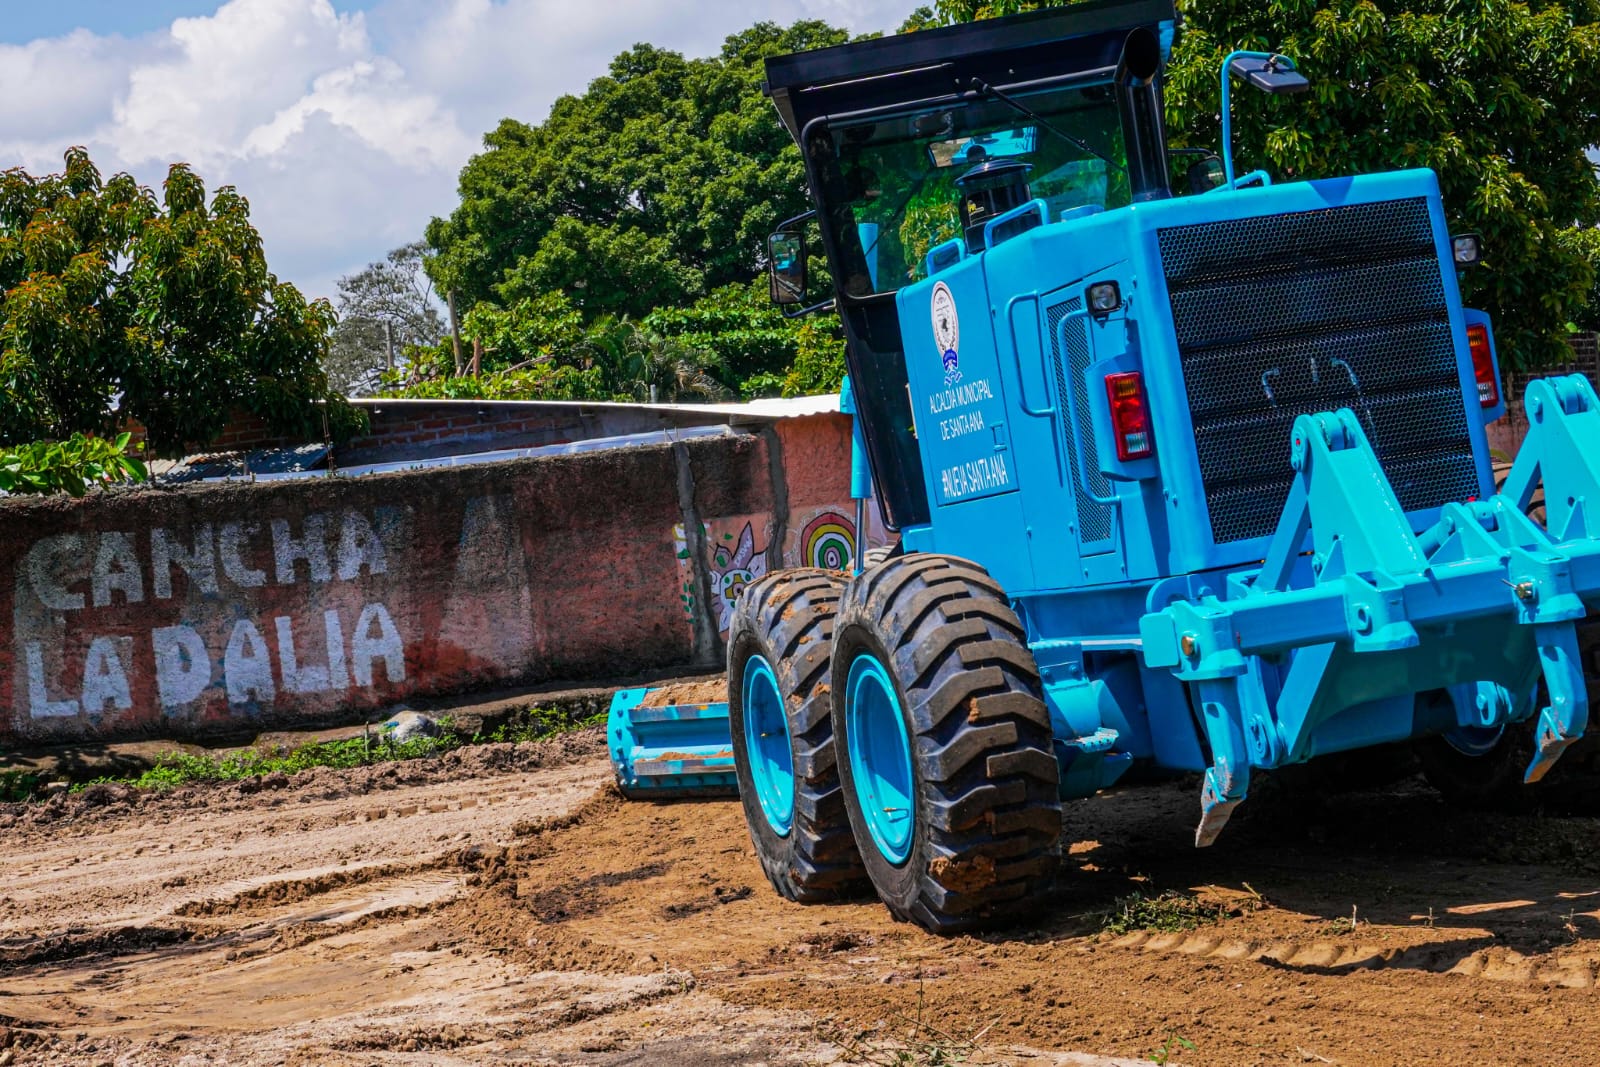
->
[1486,332,1600,458]
[1,413,880,746]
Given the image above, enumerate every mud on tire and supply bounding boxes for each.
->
[727,568,865,902]
[831,553,1061,933]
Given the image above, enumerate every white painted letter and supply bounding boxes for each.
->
[24,642,79,717]
[154,625,211,708]
[91,533,144,608]
[275,616,332,694]
[351,602,405,686]
[219,522,267,588]
[81,637,132,713]
[224,620,275,705]
[324,609,348,688]
[336,511,388,581]
[272,515,331,585]
[152,525,217,599]
[22,535,85,611]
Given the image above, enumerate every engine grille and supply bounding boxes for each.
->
[1047,296,1112,542]
[1158,197,1480,545]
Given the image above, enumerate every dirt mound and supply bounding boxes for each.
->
[639,679,728,706]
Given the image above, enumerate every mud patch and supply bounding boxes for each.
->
[441,772,1600,1067]
[663,882,752,918]
[0,925,195,972]
[930,852,997,894]
[520,863,673,923]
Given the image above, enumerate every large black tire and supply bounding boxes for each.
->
[1418,620,1600,811]
[727,568,865,902]
[830,554,1061,933]
[1417,723,1538,809]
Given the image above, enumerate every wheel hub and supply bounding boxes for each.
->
[742,654,795,835]
[845,653,916,864]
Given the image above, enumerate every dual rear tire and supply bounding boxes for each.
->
[727,569,864,901]
[728,554,1062,932]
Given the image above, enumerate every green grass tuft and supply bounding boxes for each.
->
[8,705,604,801]
[1100,889,1237,936]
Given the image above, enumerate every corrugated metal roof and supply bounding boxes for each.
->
[350,393,841,421]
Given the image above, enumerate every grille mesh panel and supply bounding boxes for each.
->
[1159,198,1480,545]
[1046,296,1111,542]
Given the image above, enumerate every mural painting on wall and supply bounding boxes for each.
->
[677,508,884,635]
[674,519,770,633]
[799,511,855,570]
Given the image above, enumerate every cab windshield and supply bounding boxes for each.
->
[821,80,1130,297]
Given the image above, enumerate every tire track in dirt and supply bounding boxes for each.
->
[1104,928,1600,988]
[0,741,605,943]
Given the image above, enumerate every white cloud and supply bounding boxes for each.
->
[0,0,907,303]
[113,0,369,167]
[0,30,144,145]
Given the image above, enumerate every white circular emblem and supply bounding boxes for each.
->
[931,281,959,358]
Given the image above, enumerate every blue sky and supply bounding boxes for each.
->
[0,1,379,43]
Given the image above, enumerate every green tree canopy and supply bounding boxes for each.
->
[426,22,853,316]
[935,0,1600,370]
[420,20,855,399]
[0,148,355,457]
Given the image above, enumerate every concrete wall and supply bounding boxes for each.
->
[2,414,879,746]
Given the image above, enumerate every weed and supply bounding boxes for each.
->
[472,707,603,746]
[1149,1031,1196,1065]
[0,770,45,803]
[1321,904,1362,936]
[817,973,994,1066]
[1100,889,1240,936]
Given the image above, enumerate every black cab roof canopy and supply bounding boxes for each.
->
[762,0,1178,143]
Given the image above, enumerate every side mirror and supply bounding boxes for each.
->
[768,231,808,306]
[1228,55,1310,96]
[1186,154,1226,194]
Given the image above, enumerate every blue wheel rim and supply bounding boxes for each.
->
[845,653,916,864]
[743,655,794,836]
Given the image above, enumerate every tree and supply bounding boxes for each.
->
[642,281,843,395]
[0,432,146,495]
[935,0,1600,370]
[425,21,854,320]
[327,241,446,395]
[581,315,731,402]
[419,21,863,401]
[0,148,356,457]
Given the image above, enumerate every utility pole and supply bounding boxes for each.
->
[447,290,464,376]
[471,337,482,378]
[384,320,394,371]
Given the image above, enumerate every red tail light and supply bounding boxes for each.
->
[1467,323,1498,407]
[1105,371,1153,461]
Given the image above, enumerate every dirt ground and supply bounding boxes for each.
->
[3,729,1599,1067]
